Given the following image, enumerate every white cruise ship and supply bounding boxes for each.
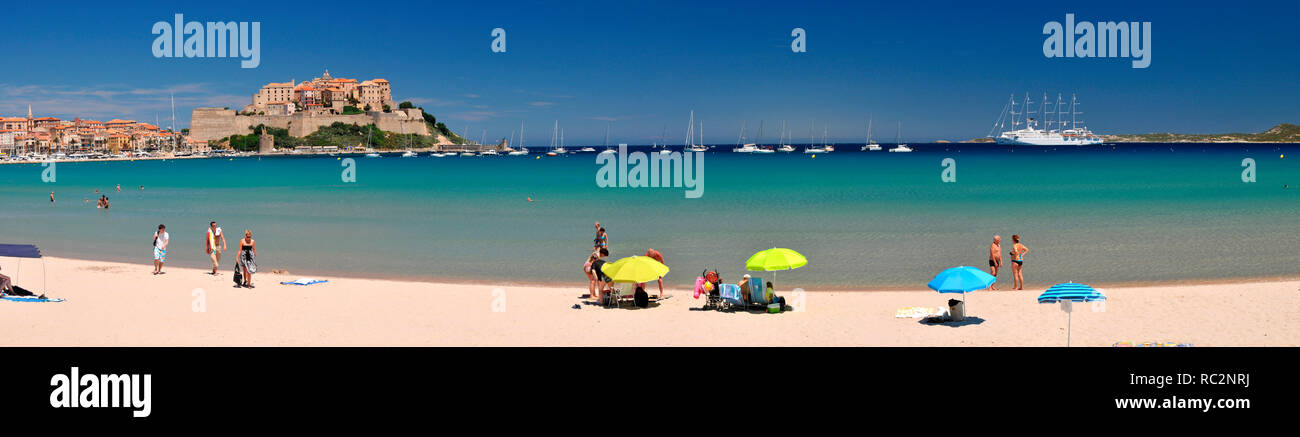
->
[990,93,1103,146]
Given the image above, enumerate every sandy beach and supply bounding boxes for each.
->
[0,256,1295,347]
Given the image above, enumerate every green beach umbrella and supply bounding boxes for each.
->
[745,248,808,291]
[600,255,670,284]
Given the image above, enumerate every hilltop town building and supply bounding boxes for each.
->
[244,69,396,115]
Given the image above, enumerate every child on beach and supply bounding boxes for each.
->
[152,224,169,275]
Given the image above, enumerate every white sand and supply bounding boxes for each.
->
[1,257,1297,346]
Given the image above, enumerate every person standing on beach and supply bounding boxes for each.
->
[205,221,227,275]
[1010,235,1028,290]
[237,229,257,288]
[593,223,608,252]
[152,224,169,275]
[644,248,667,299]
[988,235,1002,290]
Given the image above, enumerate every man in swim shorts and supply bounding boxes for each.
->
[206,221,227,275]
[153,224,169,275]
[988,235,1002,290]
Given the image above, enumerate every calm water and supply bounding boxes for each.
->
[2,143,1298,289]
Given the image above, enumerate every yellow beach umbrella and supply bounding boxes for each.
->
[745,248,808,291]
[600,255,669,284]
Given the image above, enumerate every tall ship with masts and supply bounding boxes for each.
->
[990,92,1103,145]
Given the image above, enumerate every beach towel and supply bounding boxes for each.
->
[2,296,65,303]
[895,307,942,318]
[719,283,744,306]
[280,278,328,286]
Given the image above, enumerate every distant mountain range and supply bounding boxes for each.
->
[1102,123,1300,143]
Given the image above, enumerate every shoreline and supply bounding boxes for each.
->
[26,255,1300,293]
[2,256,1297,346]
[4,140,1298,165]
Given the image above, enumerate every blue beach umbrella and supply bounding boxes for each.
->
[1038,282,1106,347]
[927,266,996,309]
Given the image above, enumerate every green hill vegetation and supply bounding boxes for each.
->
[1104,123,1300,143]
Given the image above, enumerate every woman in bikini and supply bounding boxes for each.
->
[1010,234,1028,290]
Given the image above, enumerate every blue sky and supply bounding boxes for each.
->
[1,0,1296,143]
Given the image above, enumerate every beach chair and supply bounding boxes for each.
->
[606,283,640,308]
[717,283,745,310]
[746,277,770,310]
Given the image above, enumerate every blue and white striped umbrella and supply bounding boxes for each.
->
[1037,282,1106,304]
[1038,282,1105,346]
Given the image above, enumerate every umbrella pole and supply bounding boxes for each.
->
[1067,311,1073,347]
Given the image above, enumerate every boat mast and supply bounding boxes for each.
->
[685,110,695,148]
[867,113,873,144]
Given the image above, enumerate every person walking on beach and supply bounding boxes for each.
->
[152,224,169,275]
[988,235,1002,290]
[1010,235,1028,290]
[205,221,227,275]
[236,229,257,288]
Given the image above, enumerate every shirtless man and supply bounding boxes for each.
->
[988,235,1002,290]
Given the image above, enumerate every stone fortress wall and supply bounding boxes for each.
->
[190,107,429,143]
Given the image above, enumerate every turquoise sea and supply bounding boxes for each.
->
[2,143,1299,289]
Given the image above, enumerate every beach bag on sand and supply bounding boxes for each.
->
[634,287,649,308]
[233,262,243,285]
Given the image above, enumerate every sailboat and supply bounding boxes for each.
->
[777,120,795,152]
[889,122,913,152]
[861,114,882,151]
[509,121,529,155]
[546,121,563,156]
[732,120,757,153]
[657,124,672,155]
[364,126,380,157]
[804,122,826,153]
[684,111,707,152]
[822,123,835,153]
[599,123,615,155]
[753,121,775,153]
[400,121,417,157]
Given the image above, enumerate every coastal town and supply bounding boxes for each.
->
[0,105,186,161]
[1,70,463,163]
